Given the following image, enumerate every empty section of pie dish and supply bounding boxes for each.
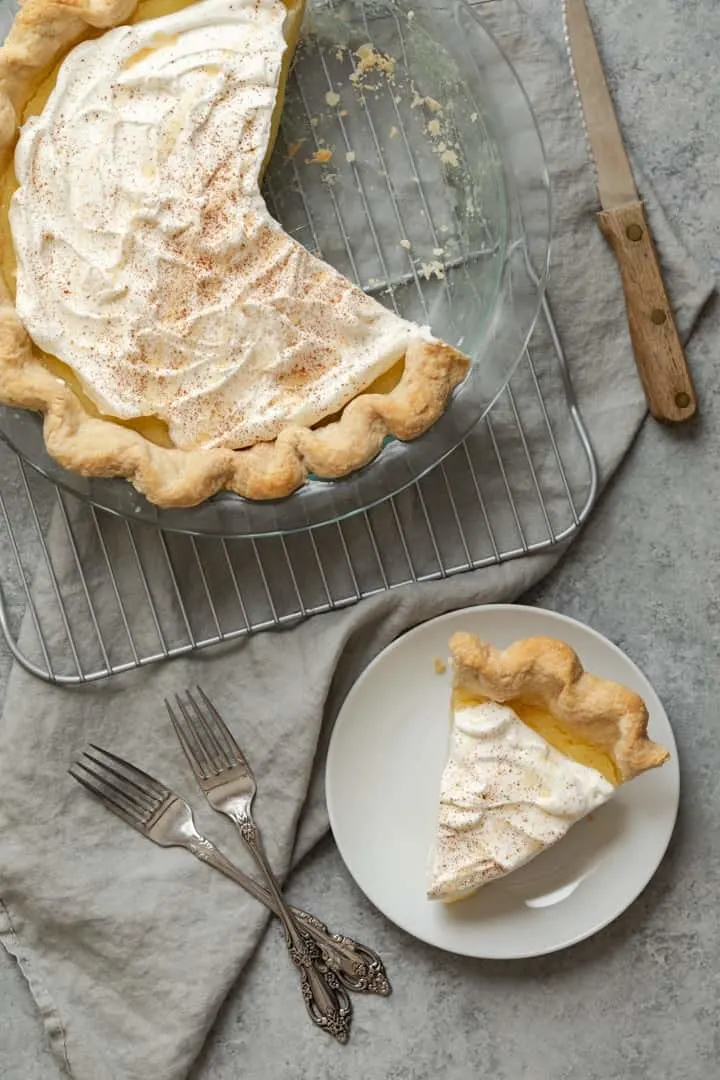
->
[0,0,551,536]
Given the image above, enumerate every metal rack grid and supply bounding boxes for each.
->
[0,0,598,683]
[0,293,597,685]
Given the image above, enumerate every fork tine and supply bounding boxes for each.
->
[185,689,233,769]
[70,762,146,831]
[83,747,161,813]
[76,754,155,820]
[174,694,218,776]
[87,743,169,802]
[182,690,232,772]
[166,698,210,782]
[195,686,246,766]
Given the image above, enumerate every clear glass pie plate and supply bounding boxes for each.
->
[0,0,551,537]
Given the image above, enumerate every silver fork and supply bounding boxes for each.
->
[69,745,354,1043]
[70,746,388,997]
[166,690,359,1042]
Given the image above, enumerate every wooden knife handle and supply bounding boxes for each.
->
[597,200,696,422]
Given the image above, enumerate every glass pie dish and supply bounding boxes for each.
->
[0,0,551,537]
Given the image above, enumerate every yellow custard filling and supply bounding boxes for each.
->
[452,688,620,786]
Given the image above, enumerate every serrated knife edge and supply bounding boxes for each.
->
[561,0,597,185]
[562,0,638,209]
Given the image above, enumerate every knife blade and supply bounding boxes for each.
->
[564,0,697,422]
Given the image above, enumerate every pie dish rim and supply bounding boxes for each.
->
[0,0,469,508]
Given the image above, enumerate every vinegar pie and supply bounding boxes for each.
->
[0,0,468,506]
[428,632,670,902]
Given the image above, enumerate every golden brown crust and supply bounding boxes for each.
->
[449,631,669,782]
[0,0,469,507]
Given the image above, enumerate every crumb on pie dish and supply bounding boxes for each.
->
[0,0,469,508]
[427,632,670,902]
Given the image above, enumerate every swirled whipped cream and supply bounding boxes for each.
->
[428,700,614,901]
[10,0,431,449]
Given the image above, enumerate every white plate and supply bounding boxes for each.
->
[326,604,679,959]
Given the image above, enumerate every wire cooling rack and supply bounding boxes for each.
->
[0,294,597,684]
[0,0,598,683]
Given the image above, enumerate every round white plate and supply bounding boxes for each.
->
[326,604,680,959]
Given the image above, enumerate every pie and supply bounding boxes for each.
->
[0,0,468,507]
[427,631,670,902]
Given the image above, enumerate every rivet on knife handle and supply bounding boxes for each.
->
[597,200,697,422]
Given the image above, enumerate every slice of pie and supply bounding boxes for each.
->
[0,0,468,507]
[427,631,669,902]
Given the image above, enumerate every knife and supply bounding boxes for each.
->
[564,0,697,422]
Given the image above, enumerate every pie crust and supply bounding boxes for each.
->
[427,631,669,900]
[449,631,669,782]
[0,0,469,506]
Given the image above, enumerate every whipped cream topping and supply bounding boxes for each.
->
[428,700,614,900]
[10,0,431,449]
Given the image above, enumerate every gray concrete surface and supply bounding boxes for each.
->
[2,0,719,1076]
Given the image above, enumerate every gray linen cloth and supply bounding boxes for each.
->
[0,4,713,1079]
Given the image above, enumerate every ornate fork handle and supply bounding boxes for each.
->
[232,817,352,1043]
[291,909,391,996]
[189,834,389,995]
